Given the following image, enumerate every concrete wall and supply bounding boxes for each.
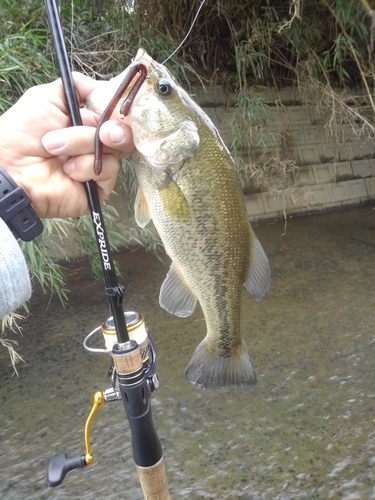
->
[193,85,375,222]
[54,85,375,259]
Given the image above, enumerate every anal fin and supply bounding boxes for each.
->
[245,235,271,301]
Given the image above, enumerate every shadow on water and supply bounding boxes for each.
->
[1,205,375,499]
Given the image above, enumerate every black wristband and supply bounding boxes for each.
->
[0,166,43,241]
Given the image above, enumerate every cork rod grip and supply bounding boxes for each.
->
[136,457,170,500]
[114,342,169,499]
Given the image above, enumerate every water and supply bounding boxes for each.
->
[0,206,375,499]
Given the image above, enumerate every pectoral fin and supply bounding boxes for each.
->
[245,234,271,301]
[134,186,151,228]
[159,262,197,317]
[158,179,191,222]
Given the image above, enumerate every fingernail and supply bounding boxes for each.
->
[42,130,66,151]
[63,159,75,174]
[109,124,125,144]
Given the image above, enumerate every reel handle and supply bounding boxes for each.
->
[47,452,86,487]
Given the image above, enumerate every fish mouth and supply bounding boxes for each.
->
[133,48,153,70]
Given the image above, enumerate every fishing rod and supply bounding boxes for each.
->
[43,1,169,498]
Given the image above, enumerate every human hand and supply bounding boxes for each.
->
[0,72,134,218]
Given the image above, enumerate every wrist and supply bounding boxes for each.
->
[0,166,43,241]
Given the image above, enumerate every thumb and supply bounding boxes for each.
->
[99,120,135,158]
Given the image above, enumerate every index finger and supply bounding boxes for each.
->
[72,72,113,105]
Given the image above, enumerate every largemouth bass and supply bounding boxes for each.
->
[87,49,271,391]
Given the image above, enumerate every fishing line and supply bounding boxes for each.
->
[162,0,207,64]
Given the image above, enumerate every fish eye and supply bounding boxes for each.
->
[157,79,173,97]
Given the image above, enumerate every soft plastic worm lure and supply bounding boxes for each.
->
[93,62,148,176]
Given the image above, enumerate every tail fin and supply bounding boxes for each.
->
[184,338,257,391]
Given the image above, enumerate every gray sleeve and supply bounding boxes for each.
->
[0,218,31,319]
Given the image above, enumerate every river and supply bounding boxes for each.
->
[0,206,374,499]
